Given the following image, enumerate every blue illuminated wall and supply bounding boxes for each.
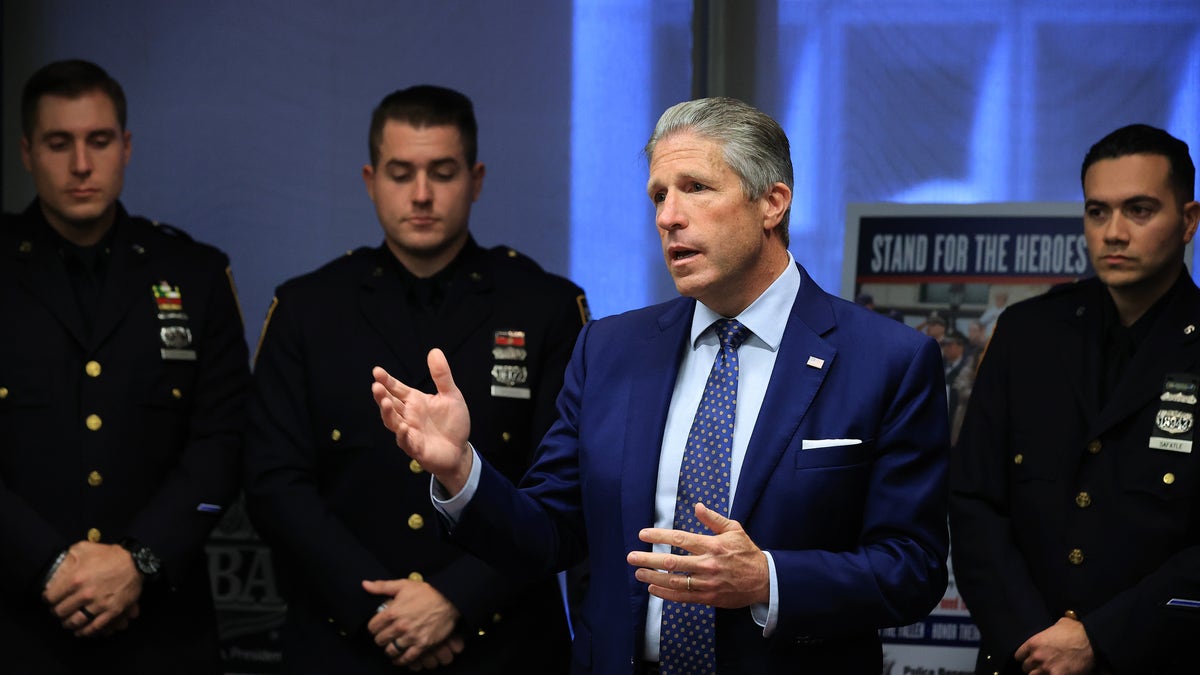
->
[758,0,1200,295]
[4,1,1200,322]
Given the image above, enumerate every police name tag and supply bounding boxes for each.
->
[1149,373,1198,453]
[490,330,530,399]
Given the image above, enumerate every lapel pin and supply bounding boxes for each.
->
[806,356,824,369]
[1186,325,1195,335]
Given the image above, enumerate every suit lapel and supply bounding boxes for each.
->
[619,299,692,633]
[620,300,693,554]
[358,248,430,388]
[14,228,88,347]
[731,266,836,524]
[1055,284,1102,433]
[428,244,493,367]
[1093,275,1200,435]
[89,223,151,350]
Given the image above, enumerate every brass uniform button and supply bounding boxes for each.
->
[87,528,102,542]
[409,459,423,474]
[18,241,33,254]
[492,613,502,623]
[469,272,483,281]
[1087,440,1101,454]
[507,249,518,258]
[85,414,102,431]
[477,629,487,636]
[171,388,183,399]
[1164,473,1176,485]
[1064,609,1078,620]
[408,571,424,582]
[1075,491,1091,508]
[85,361,102,377]
[501,431,512,443]
[1013,454,1024,465]
[407,514,424,530]
[0,387,8,399]
[87,471,103,487]
[327,617,336,624]
[331,429,342,442]
[1068,548,1084,565]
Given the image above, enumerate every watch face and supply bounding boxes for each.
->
[133,547,161,576]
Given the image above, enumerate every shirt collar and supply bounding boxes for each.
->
[689,252,801,351]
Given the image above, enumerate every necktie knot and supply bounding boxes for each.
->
[715,318,749,351]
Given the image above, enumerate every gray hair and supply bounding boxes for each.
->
[644,97,793,245]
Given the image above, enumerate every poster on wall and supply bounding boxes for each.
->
[843,202,1089,675]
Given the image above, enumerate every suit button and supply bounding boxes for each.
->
[331,429,342,442]
[407,514,424,530]
[85,361,102,377]
[408,571,424,582]
[1164,473,1176,485]
[171,388,183,399]
[1087,439,1101,454]
[87,528,102,542]
[1075,491,1091,508]
[87,471,103,487]
[1013,454,1024,465]
[409,459,423,474]
[85,414,102,431]
[0,387,7,399]
[1068,548,1084,565]
[501,431,512,443]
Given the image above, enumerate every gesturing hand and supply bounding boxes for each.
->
[371,349,474,494]
[627,502,770,609]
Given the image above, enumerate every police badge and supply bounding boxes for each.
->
[1150,373,1198,453]
[491,330,530,399]
[153,281,197,361]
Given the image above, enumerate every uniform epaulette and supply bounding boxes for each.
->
[139,217,194,242]
[489,244,546,273]
[1043,278,1086,297]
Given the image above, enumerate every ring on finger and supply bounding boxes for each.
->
[79,607,97,621]
[686,573,692,592]
[392,638,403,653]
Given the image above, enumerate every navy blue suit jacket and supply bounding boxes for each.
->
[451,264,950,673]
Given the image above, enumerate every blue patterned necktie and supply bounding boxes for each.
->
[660,318,750,675]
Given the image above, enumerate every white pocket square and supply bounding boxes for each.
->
[802,439,862,450]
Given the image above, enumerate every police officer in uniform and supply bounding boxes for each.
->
[951,124,1200,674]
[243,85,582,673]
[0,60,249,673]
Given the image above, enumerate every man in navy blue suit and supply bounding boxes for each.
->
[372,97,950,673]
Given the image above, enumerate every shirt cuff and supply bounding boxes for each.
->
[750,550,779,636]
[430,444,482,525]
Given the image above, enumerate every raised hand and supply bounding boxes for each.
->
[371,348,475,494]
